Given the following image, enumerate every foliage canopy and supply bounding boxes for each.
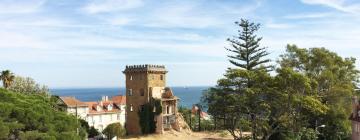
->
[0,88,86,140]
[202,19,359,140]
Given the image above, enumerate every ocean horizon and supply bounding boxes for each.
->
[51,86,210,109]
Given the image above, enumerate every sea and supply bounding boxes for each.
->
[50,86,210,109]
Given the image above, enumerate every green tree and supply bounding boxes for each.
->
[203,19,272,140]
[226,19,272,139]
[178,106,193,130]
[202,69,273,140]
[202,27,356,140]
[0,120,9,140]
[102,123,126,140]
[8,76,50,95]
[19,131,56,140]
[278,45,359,140]
[0,70,15,89]
[226,19,271,71]
[0,88,86,139]
[268,67,328,140]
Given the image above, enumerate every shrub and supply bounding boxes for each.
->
[102,123,126,139]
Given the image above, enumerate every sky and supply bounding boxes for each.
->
[0,0,360,88]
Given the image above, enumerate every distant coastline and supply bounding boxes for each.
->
[51,86,210,108]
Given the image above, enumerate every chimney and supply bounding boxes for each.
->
[353,96,358,118]
[102,96,108,101]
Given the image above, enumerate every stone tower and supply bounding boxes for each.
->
[123,64,168,135]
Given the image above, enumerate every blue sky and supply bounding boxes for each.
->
[0,0,360,88]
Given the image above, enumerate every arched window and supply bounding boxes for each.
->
[130,104,133,112]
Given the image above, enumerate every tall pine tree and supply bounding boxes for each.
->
[202,19,273,140]
[226,19,271,71]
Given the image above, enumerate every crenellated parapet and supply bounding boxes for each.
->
[123,64,167,74]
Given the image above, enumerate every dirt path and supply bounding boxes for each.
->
[121,130,234,140]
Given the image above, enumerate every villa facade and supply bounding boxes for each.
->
[60,95,126,131]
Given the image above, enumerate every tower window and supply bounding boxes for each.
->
[160,75,164,80]
[140,88,145,96]
[130,104,133,112]
[140,105,145,112]
[128,89,133,96]
[130,75,133,80]
[166,105,170,114]
[149,87,152,97]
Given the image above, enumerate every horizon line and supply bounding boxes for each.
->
[49,85,214,89]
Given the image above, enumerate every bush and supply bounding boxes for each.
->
[88,126,100,138]
[102,123,126,139]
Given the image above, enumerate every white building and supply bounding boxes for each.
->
[60,95,126,132]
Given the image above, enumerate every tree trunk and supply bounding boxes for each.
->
[251,114,256,140]
[198,109,201,131]
[214,117,217,130]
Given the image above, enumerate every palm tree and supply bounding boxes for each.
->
[0,70,15,89]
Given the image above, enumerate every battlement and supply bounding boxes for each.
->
[123,64,167,73]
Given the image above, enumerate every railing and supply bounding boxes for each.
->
[163,115,176,124]
[163,123,171,129]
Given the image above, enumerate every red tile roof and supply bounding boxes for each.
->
[191,105,209,119]
[60,95,126,114]
[60,97,88,107]
[112,95,126,105]
[85,101,123,114]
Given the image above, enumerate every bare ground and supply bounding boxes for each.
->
[121,130,236,140]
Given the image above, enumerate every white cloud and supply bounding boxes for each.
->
[80,0,263,29]
[83,0,143,14]
[266,23,295,29]
[144,3,221,28]
[0,31,49,49]
[0,0,45,14]
[300,0,360,14]
[284,12,332,19]
[53,36,226,57]
[0,18,71,28]
[107,17,133,26]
